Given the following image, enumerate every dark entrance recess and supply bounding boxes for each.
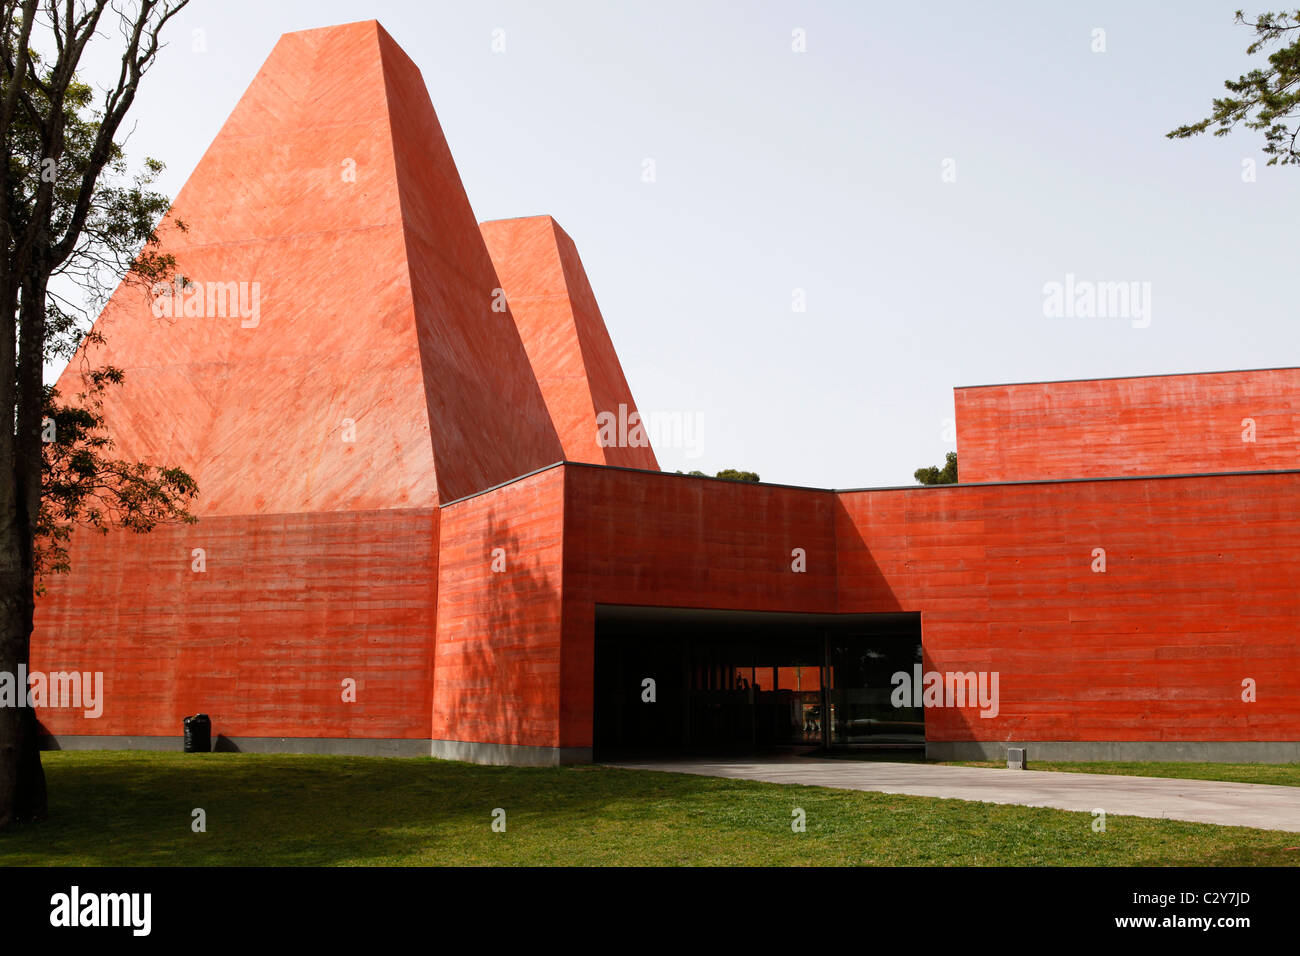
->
[593,606,924,759]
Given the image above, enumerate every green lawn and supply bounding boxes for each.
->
[0,752,1297,866]
[947,760,1300,788]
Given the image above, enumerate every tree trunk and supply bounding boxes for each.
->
[0,273,48,829]
[0,532,45,829]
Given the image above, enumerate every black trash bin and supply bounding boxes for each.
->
[183,714,211,753]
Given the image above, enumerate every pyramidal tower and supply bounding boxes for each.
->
[61,19,654,514]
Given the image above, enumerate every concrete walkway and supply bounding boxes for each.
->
[610,756,1300,833]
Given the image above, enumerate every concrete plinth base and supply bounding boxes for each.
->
[429,739,592,766]
[40,734,433,758]
[927,740,1300,764]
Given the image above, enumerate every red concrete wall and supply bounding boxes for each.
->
[956,368,1300,483]
[32,508,440,741]
[37,459,1300,754]
[432,468,566,749]
[563,466,837,613]
[837,473,1300,743]
[560,465,839,746]
[545,464,1300,750]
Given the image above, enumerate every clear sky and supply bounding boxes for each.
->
[59,1,1300,487]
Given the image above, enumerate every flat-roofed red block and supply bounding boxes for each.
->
[956,369,1300,483]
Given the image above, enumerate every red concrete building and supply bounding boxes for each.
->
[30,21,1300,765]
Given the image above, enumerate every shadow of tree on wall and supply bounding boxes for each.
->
[834,495,988,749]
[434,504,562,751]
[833,496,904,615]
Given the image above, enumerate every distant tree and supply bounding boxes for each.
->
[1168,10,1300,166]
[914,452,957,485]
[676,469,761,482]
[713,469,760,482]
